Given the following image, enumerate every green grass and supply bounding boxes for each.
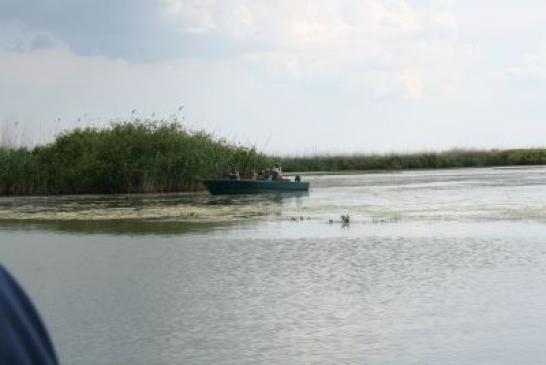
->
[0,121,272,195]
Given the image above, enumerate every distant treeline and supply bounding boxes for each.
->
[280,149,546,172]
[0,121,271,195]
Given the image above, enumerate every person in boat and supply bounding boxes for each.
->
[272,163,283,181]
[295,175,301,182]
[228,168,240,180]
[262,168,273,181]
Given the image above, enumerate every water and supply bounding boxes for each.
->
[2,167,546,364]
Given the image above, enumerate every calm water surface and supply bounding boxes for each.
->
[2,167,546,364]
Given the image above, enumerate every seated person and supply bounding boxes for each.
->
[272,164,283,180]
[228,168,240,180]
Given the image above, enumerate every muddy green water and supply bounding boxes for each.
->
[2,167,546,364]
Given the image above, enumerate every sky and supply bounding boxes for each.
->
[1,0,546,154]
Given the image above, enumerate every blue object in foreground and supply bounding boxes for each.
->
[0,265,58,365]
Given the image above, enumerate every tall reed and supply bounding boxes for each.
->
[0,120,272,195]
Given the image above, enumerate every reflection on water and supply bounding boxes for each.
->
[0,219,237,236]
[3,167,546,364]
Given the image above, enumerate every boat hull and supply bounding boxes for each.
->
[203,179,310,195]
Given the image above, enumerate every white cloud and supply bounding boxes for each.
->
[365,70,424,99]
[0,20,60,52]
[505,50,546,80]
[161,0,451,45]
[160,0,465,98]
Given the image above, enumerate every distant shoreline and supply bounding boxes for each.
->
[281,149,546,174]
[284,164,546,176]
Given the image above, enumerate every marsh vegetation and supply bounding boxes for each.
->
[2,120,546,195]
[0,121,271,195]
[280,149,546,172]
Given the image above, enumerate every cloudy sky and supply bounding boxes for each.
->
[1,0,546,154]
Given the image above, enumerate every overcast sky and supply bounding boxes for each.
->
[2,0,546,154]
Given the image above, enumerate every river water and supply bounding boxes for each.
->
[2,167,546,364]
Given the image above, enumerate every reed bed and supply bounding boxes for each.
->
[280,149,546,172]
[0,121,272,195]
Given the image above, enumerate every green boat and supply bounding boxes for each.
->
[202,179,310,195]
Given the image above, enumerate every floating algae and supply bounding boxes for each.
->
[0,193,288,223]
